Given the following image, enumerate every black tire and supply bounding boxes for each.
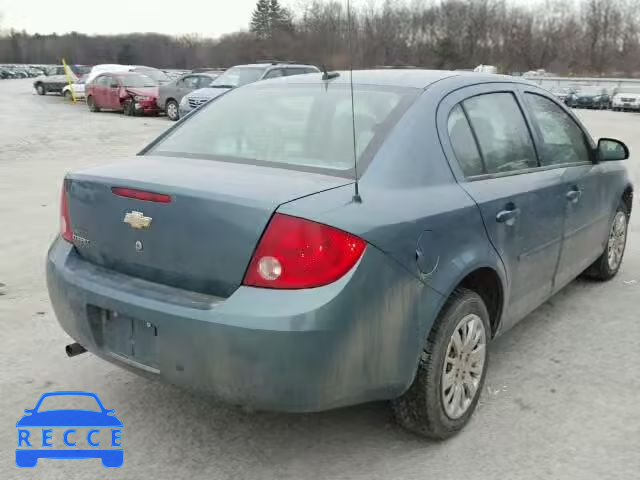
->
[35,83,45,95]
[63,89,73,101]
[123,98,135,116]
[165,99,179,121]
[87,95,100,112]
[392,288,490,440]
[583,201,629,281]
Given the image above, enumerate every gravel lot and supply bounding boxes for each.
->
[1,78,639,480]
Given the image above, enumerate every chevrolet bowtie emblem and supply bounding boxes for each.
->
[123,211,152,230]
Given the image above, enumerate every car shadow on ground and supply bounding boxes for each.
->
[99,276,604,473]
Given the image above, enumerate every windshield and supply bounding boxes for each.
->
[119,74,157,87]
[210,66,266,88]
[616,87,640,95]
[136,68,170,83]
[149,84,417,172]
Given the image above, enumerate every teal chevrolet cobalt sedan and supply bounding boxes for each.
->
[47,70,633,439]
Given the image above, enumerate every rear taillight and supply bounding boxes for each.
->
[60,183,73,243]
[243,213,366,289]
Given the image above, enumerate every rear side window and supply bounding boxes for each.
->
[447,105,484,177]
[463,93,538,174]
[525,93,591,165]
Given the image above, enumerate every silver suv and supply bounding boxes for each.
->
[178,62,319,117]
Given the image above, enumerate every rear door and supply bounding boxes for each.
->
[92,75,108,107]
[521,89,608,291]
[439,84,567,330]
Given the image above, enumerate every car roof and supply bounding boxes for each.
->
[232,63,318,69]
[257,69,513,89]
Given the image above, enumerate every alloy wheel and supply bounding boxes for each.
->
[607,211,627,271]
[441,313,486,419]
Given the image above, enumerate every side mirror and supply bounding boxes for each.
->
[598,138,629,162]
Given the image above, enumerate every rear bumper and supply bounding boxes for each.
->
[47,238,441,412]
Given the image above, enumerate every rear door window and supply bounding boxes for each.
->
[447,105,484,177]
[463,93,538,174]
[524,93,591,166]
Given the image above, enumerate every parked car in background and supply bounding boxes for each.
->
[33,64,90,95]
[62,78,87,100]
[85,64,133,85]
[49,70,632,440]
[611,87,640,112]
[548,86,575,105]
[86,72,159,116]
[566,86,610,109]
[157,71,224,121]
[179,62,319,117]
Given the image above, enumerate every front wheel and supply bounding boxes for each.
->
[123,98,135,116]
[35,83,45,95]
[583,202,629,280]
[165,99,179,121]
[392,288,490,439]
[87,95,100,112]
[63,89,73,101]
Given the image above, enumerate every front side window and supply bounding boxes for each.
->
[525,93,590,166]
[447,105,484,177]
[180,76,199,89]
[149,84,416,172]
[463,93,538,174]
[263,69,285,79]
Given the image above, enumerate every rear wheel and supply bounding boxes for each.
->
[35,83,45,95]
[87,95,100,112]
[392,288,490,439]
[583,202,629,280]
[165,99,179,121]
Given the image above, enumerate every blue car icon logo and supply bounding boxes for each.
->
[16,391,123,468]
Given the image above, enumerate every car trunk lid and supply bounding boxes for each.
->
[66,156,352,297]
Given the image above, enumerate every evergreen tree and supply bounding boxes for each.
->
[250,0,271,40]
[250,0,294,39]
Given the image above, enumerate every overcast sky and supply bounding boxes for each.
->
[0,0,394,37]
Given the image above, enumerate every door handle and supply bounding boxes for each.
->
[566,188,582,202]
[496,204,521,225]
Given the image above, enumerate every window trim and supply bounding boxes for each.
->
[521,91,595,167]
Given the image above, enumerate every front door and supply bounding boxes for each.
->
[105,76,122,110]
[521,90,609,290]
[441,86,566,330]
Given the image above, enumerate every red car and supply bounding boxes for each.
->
[86,72,159,116]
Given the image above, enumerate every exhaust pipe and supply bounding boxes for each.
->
[65,343,87,357]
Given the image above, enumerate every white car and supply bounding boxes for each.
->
[611,87,640,111]
[84,64,135,85]
[62,81,86,100]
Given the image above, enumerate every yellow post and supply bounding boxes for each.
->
[61,58,77,103]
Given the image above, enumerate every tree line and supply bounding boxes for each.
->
[1,0,639,76]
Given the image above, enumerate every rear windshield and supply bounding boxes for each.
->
[118,74,157,87]
[148,84,417,173]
